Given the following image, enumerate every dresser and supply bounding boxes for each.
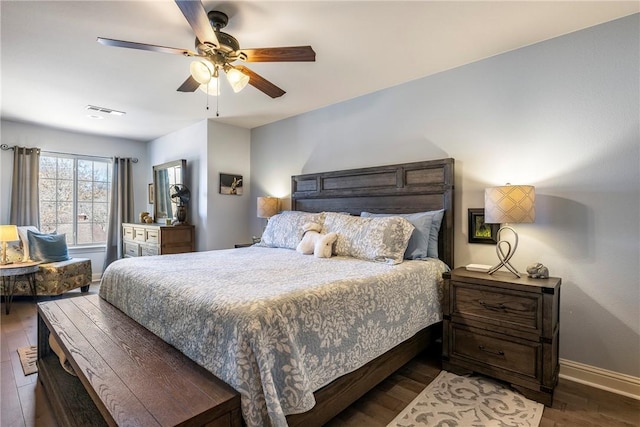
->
[442,267,561,406]
[122,223,194,257]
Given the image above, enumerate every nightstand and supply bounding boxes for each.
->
[442,267,561,406]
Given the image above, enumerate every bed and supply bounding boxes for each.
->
[99,158,455,426]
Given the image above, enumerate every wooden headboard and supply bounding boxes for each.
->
[291,158,455,267]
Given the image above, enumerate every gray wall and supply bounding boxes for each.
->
[249,15,640,376]
[148,119,251,251]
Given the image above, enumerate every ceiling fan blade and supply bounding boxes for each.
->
[97,37,197,56]
[177,75,200,92]
[174,0,219,48]
[239,46,316,62]
[235,66,286,98]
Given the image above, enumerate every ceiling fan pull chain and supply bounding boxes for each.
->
[216,89,220,117]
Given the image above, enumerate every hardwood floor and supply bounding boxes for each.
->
[2,287,638,427]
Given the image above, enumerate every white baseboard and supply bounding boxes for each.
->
[92,273,102,282]
[560,358,640,400]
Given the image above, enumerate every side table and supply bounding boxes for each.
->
[1,261,40,315]
[234,243,254,248]
[442,267,561,406]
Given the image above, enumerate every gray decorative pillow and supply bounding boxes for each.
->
[259,211,325,250]
[322,212,414,264]
[361,211,438,259]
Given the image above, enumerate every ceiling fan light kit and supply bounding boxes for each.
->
[199,78,219,96]
[97,0,316,101]
[226,68,250,93]
[190,60,214,84]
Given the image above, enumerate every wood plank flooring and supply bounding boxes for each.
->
[2,286,639,427]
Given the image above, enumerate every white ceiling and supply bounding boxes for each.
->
[1,1,638,142]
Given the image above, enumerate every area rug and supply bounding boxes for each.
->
[17,345,38,375]
[387,370,544,427]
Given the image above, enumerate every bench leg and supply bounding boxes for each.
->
[80,285,89,293]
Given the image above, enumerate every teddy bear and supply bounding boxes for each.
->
[296,222,338,258]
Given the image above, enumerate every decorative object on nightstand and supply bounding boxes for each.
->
[442,267,561,406]
[527,263,549,278]
[484,184,535,278]
[0,225,19,265]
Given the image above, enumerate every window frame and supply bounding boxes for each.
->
[39,152,112,248]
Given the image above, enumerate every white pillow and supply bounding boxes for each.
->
[17,226,40,262]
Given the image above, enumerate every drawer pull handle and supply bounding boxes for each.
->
[479,300,507,311]
[478,345,505,356]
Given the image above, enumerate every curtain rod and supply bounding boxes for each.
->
[0,144,138,163]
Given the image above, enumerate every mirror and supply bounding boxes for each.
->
[153,159,186,222]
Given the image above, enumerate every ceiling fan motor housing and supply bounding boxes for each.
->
[195,11,240,61]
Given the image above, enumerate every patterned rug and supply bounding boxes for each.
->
[387,370,544,427]
[17,345,38,375]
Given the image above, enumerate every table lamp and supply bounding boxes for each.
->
[0,225,19,265]
[257,197,280,220]
[484,184,535,278]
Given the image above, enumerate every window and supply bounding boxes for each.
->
[39,154,112,246]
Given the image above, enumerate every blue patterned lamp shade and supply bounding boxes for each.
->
[484,185,535,224]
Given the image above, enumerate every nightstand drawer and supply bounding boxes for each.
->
[451,325,540,379]
[452,282,540,332]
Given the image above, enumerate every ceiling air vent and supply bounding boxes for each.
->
[85,105,126,116]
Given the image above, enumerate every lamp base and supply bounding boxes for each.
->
[488,226,521,278]
[1,242,13,265]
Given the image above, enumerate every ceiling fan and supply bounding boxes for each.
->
[97,0,315,98]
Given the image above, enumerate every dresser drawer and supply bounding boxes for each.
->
[140,245,159,256]
[123,241,140,257]
[452,282,541,333]
[133,227,147,242]
[450,324,540,380]
[123,226,134,240]
[145,229,159,244]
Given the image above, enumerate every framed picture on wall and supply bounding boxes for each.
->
[148,183,154,204]
[219,173,243,195]
[468,208,499,244]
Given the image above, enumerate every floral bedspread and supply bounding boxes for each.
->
[99,247,447,426]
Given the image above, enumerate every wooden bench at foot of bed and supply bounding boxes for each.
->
[37,294,241,427]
